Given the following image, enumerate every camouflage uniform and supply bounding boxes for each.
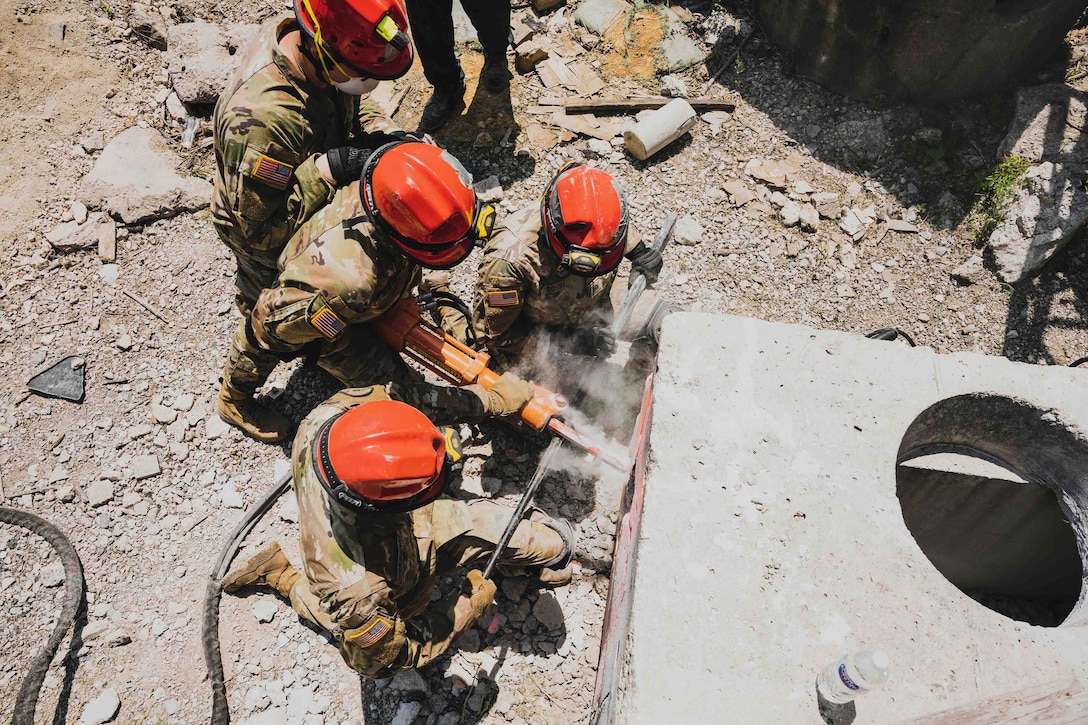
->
[472,204,665,375]
[212,14,396,313]
[285,386,567,678]
[223,182,460,410]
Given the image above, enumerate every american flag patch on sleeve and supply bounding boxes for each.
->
[249,154,293,189]
[309,307,346,340]
[347,615,393,648]
[487,289,520,307]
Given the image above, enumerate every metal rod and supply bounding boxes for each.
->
[610,212,678,339]
[481,438,564,580]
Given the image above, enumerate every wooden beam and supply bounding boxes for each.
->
[900,677,1088,724]
[564,97,736,115]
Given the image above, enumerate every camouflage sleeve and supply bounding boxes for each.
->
[219,105,336,251]
[387,380,487,425]
[357,94,398,136]
[472,247,528,355]
[250,284,349,354]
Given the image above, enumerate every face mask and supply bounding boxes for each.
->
[333,77,379,96]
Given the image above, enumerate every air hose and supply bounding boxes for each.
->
[0,507,85,725]
[203,471,293,725]
[865,328,917,346]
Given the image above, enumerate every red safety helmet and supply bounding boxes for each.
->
[361,142,496,269]
[295,0,413,80]
[541,163,628,276]
[313,399,463,513]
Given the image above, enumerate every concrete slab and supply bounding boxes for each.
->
[609,312,1088,723]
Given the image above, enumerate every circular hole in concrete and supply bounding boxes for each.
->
[896,394,1087,628]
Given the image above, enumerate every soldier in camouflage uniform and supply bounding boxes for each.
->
[220,142,512,440]
[223,387,574,678]
[472,163,670,381]
[213,0,415,439]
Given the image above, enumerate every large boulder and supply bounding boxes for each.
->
[988,162,1088,283]
[166,22,258,104]
[80,127,210,224]
[988,84,1088,282]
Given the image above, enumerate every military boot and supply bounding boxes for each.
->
[222,542,300,597]
[418,76,466,134]
[531,517,576,588]
[481,52,510,93]
[217,383,292,443]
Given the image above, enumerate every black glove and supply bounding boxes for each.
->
[626,242,663,285]
[362,129,427,147]
[567,326,616,358]
[325,146,373,185]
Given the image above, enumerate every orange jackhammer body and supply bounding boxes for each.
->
[372,298,627,470]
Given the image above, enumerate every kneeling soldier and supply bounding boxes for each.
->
[223,387,574,678]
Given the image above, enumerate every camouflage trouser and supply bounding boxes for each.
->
[221,318,419,395]
[286,500,565,677]
[229,245,282,318]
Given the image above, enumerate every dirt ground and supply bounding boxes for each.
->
[2,0,1088,723]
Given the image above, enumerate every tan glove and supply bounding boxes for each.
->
[451,569,497,636]
[484,372,535,418]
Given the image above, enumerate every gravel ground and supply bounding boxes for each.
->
[2,0,1088,723]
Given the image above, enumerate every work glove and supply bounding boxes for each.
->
[484,372,535,418]
[325,146,373,185]
[450,569,497,639]
[626,241,663,285]
[567,326,616,358]
[364,129,434,147]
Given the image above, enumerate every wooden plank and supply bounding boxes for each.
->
[542,57,578,90]
[901,677,1088,724]
[569,61,605,97]
[537,62,561,89]
[565,96,736,115]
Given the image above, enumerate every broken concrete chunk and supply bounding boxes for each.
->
[723,179,755,206]
[998,84,1088,166]
[887,219,919,233]
[80,128,210,224]
[78,689,120,725]
[673,214,703,245]
[572,0,631,36]
[166,22,257,104]
[132,454,161,480]
[474,176,503,203]
[659,35,705,72]
[88,480,115,507]
[811,192,840,219]
[951,255,987,285]
[780,200,801,227]
[515,40,549,74]
[130,3,168,50]
[745,159,788,189]
[798,204,819,232]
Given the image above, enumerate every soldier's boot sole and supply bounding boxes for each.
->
[217,385,292,443]
[222,542,300,597]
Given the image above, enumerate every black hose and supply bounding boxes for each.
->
[203,471,293,725]
[865,327,917,347]
[421,290,478,349]
[1069,356,1088,368]
[0,507,84,725]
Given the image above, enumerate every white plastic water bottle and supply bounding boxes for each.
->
[816,646,892,704]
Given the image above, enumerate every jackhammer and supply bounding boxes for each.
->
[372,297,627,471]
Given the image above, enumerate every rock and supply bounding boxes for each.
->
[121,491,141,508]
[391,702,423,725]
[673,214,703,245]
[165,91,188,121]
[82,620,111,642]
[659,75,688,98]
[172,392,195,411]
[279,492,299,523]
[745,158,788,189]
[913,126,943,147]
[151,401,177,424]
[389,669,429,694]
[98,222,117,262]
[798,203,819,232]
[132,454,161,480]
[58,485,76,503]
[792,180,814,195]
[81,134,104,153]
[659,35,705,72]
[514,39,549,74]
[40,562,66,587]
[285,686,315,721]
[166,22,257,104]
[845,181,863,198]
[952,254,987,285]
[105,629,132,647]
[780,200,801,227]
[78,689,121,725]
[811,192,840,219]
[80,128,210,224]
[99,265,120,284]
[988,161,1088,282]
[998,83,1088,166]
[164,700,180,715]
[832,115,889,161]
[253,599,279,623]
[584,138,613,158]
[572,0,631,35]
[472,131,493,148]
[474,175,503,203]
[88,480,114,507]
[222,487,244,508]
[130,3,167,50]
[532,591,566,631]
[887,219,918,233]
[245,685,271,713]
[71,200,88,224]
[806,124,821,138]
[205,415,230,439]
[45,221,97,251]
[723,179,755,206]
[458,629,481,652]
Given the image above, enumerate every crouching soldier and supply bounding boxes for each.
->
[470,163,673,380]
[217,141,508,441]
[223,387,574,678]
